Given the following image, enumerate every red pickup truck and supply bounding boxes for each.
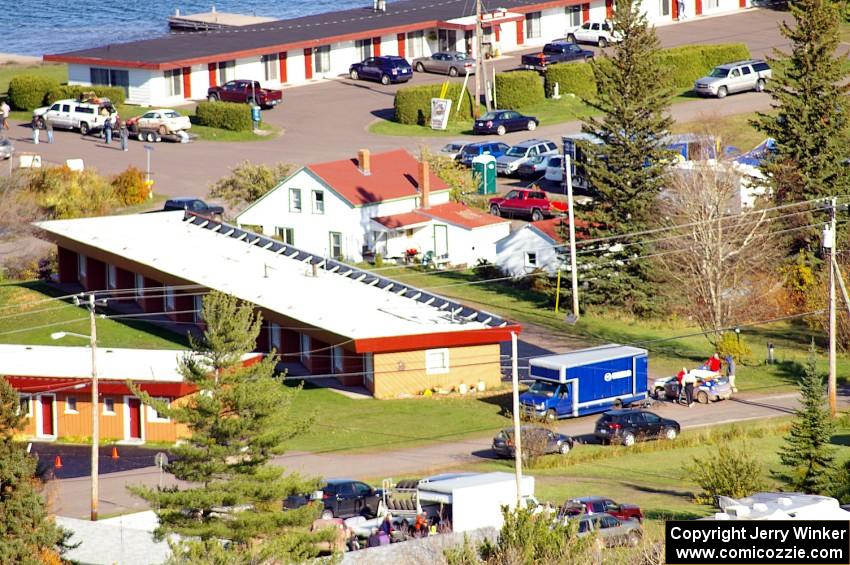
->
[207,80,283,109]
[561,497,644,523]
[488,188,567,221]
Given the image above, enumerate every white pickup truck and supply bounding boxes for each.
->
[33,98,109,135]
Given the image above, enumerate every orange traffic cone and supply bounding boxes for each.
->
[111,446,119,460]
[54,455,62,469]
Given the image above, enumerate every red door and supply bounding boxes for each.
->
[304,48,313,80]
[40,396,54,436]
[516,19,524,45]
[397,33,406,58]
[128,398,142,440]
[695,0,703,15]
[372,37,381,57]
[182,67,191,99]
[672,0,679,19]
[278,51,288,83]
[739,0,746,7]
[582,3,590,23]
[208,63,217,88]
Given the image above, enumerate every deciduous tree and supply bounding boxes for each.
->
[208,161,293,210]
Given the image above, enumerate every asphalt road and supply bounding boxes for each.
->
[2,9,789,200]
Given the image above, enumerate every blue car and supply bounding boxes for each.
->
[473,110,539,136]
[459,141,510,167]
[349,56,413,85]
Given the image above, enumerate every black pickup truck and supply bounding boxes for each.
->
[521,41,594,72]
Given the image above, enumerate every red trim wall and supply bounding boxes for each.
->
[181,67,191,99]
[5,376,196,397]
[279,51,288,83]
[372,37,381,57]
[396,33,406,58]
[208,63,217,87]
[516,19,525,45]
[353,325,521,354]
[304,47,313,80]
[582,3,590,22]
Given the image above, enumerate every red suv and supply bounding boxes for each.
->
[561,497,643,522]
[488,188,567,222]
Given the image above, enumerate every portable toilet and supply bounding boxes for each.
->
[472,154,497,195]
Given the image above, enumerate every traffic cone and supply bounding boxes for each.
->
[111,446,119,460]
[53,455,62,469]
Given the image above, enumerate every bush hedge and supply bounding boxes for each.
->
[7,75,61,111]
[495,70,544,110]
[195,100,253,131]
[46,84,126,106]
[393,83,474,125]
[544,43,751,101]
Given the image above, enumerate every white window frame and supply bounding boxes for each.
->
[526,252,538,267]
[329,232,343,259]
[314,45,331,74]
[269,322,282,351]
[18,395,32,418]
[364,353,375,391]
[331,346,344,374]
[77,253,87,279]
[289,188,302,212]
[300,333,311,361]
[566,6,582,26]
[262,53,279,81]
[165,286,175,312]
[356,39,372,61]
[526,11,542,39]
[106,264,117,289]
[407,31,425,59]
[218,60,236,84]
[103,397,116,416]
[425,348,450,375]
[275,227,295,245]
[64,396,79,414]
[147,397,171,423]
[312,190,325,214]
[193,295,203,323]
[135,273,145,300]
[164,69,182,97]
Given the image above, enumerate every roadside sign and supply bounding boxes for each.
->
[430,98,452,130]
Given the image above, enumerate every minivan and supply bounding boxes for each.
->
[459,141,510,167]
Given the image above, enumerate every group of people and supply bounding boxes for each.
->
[674,353,737,407]
[27,107,130,151]
[356,511,444,550]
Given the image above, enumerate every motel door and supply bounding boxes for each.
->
[128,398,143,440]
[39,395,55,437]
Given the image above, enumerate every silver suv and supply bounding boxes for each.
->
[694,60,771,99]
[496,139,558,176]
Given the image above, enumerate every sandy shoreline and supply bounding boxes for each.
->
[0,53,42,65]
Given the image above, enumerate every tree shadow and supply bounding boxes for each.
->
[370,108,395,121]
[622,482,694,501]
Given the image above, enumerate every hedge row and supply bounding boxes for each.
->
[195,100,253,131]
[494,71,544,110]
[544,42,751,101]
[8,75,61,111]
[46,84,126,106]
[393,83,475,125]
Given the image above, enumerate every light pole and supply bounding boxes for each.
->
[144,144,154,199]
[51,293,106,521]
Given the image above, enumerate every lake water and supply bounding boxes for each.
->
[3,0,368,56]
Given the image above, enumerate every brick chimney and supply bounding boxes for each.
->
[357,149,371,175]
[419,160,430,209]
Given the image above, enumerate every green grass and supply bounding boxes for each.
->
[0,62,67,98]
[670,110,766,153]
[368,118,474,137]
[0,281,188,349]
[190,121,278,142]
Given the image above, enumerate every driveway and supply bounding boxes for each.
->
[3,10,789,199]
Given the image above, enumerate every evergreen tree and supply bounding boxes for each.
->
[753,0,850,250]
[130,291,321,560]
[0,378,68,564]
[569,0,673,314]
[776,342,837,494]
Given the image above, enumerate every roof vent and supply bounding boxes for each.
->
[373,0,387,12]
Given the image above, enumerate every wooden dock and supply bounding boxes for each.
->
[168,9,275,31]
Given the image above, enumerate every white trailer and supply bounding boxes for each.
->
[417,472,535,532]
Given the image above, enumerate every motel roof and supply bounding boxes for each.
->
[44,0,574,69]
[36,212,518,353]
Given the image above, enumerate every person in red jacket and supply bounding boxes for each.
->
[702,353,722,373]
[676,368,687,404]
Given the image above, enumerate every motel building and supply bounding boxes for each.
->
[44,0,750,106]
[35,211,519,399]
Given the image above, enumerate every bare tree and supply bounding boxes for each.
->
[655,160,779,342]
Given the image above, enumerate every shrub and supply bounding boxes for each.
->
[46,84,126,106]
[544,60,602,101]
[195,101,252,131]
[208,161,292,207]
[715,331,752,364]
[111,167,149,206]
[684,443,766,504]
[7,74,60,111]
[25,166,116,219]
[495,70,544,109]
[393,83,475,125]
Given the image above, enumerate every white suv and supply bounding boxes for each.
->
[566,20,622,48]
[33,99,108,135]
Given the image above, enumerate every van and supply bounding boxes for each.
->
[33,99,109,135]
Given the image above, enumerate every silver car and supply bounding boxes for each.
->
[439,141,469,161]
[412,51,476,76]
[0,136,12,160]
[575,514,642,547]
[495,139,558,176]
[694,59,772,99]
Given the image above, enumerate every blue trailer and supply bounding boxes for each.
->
[519,345,649,421]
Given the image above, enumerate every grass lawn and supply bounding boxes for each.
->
[670,110,766,153]
[0,62,67,98]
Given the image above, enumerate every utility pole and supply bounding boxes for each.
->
[828,197,837,417]
[85,294,100,521]
[564,153,580,323]
[510,331,523,507]
[474,0,482,118]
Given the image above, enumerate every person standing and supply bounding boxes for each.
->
[45,116,54,143]
[683,370,697,407]
[118,117,129,151]
[725,355,737,393]
[0,100,9,130]
[103,114,113,144]
[30,115,40,144]
[675,367,687,404]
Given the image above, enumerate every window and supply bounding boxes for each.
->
[269,322,282,351]
[354,482,372,495]
[526,12,542,39]
[742,66,752,75]
[165,287,175,311]
[407,30,425,59]
[601,516,619,529]
[289,188,302,212]
[276,227,295,245]
[705,0,719,8]
[438,29,457,52]
[106,264,117,289]
[526,252,537,266]
[193,295,203,323]
[300,333,311,360]
[356,39,372,61]
[147,397,171,423]
[331,346,344,374]
[103,397,115,415]
[18,396,31,417]
[590,500,606,512]
[425,348,450,374]
[65,397,78,414]
[90,68,129,96]
[218,60,236,83]
[566,5,582,26]
[312,191,325,214]
[135,273,145,299]
[329,232,342,259]
[77,253,87,279]
[164,69,182,97]
[730,68,741,78]
[262,53,279,81]
[314,45,331,74]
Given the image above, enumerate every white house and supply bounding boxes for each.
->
[497,217,579,276]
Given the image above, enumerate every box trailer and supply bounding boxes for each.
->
[417,472,535,533]
[520,344,648,420]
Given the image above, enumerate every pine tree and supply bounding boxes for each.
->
[570,0,673,314]
[0,378,69,564]
[776,342,836,494]
[130,291,321,560]
[753,0,850,250]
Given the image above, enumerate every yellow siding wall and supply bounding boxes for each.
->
[372,344,502,399]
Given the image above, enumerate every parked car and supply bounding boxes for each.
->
[521,41,593,72]
[0,136,12,160]
[459,141,511,166]
[439,140,469,161]
[574,514,642,547]
[163,198,224,219]
[127,109,191,136]
[349,56,413,85]
[495,139,559,176]
[560,497,644,522]
[566,20,622,47]
[492,426,574,459]
[488,188,567,221]
[693,60,772,98]
[517,155,558,179]
[207,80,283,108]
[413,51,475,76]
[652,374,733,404]
[473,110,539,136]
[284,479,382,520]
[32,98,109,135]
[593,409,680,447]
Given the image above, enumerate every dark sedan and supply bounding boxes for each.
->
[163,198,224,220]
[594,409,680,447]
[473,110,539,136]
[283,479,382,520]
[492,426,574,458]
[349,56,413,85]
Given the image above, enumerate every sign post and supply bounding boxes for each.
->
[430,98,453,130]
